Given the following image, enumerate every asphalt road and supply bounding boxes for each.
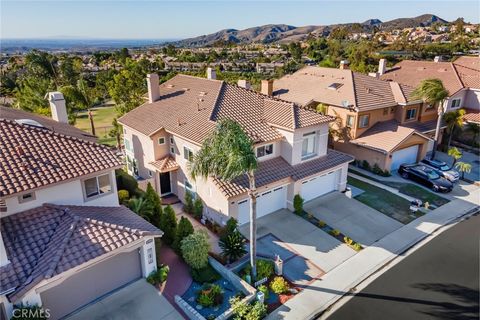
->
[326,212,480,320]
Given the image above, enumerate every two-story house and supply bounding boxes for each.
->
[118,71,353,226]
[272,64,441,171]
[0,97,162,320]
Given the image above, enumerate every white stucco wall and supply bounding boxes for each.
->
[444,89,468,112]
[2,170,118,217]
[139,237,157,277]
[464,89,480,110]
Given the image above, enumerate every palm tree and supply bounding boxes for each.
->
[412,79,449,159]
[128,198,153,221]
[189,119,259,279]
[465,123,480,146]
[454,161,472,180]
[447,147,463,167]
[443,109,465,149]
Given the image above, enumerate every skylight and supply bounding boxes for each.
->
[327,83,343,90]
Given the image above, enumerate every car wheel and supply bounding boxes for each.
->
[401,172,409,179]
[432,185,439,192]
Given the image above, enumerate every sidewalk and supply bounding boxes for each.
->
[266,189,479,320]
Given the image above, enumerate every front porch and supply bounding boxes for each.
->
[148,155,181,204]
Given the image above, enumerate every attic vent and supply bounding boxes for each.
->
[365,87,372,93]
[0,199,6,213]
[327,83,343,90]
[199,91,207,97]
[182,87,190,91]
[438,68,448,72]
[167,84,175,88]
[15,119,45,129]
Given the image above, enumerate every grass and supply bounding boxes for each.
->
[348,177,415,224]
[74,106,118,146]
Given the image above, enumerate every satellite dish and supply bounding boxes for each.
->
[341,100,350,108]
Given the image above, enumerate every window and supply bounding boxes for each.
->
[148,170,153,177]
[406,108,417,120]
[147,248,153,264]
[383,108,388,116]
[170,147,175,154]
[84,174,112,199]
[256,144,273,158]
[18,192,35,203]
[346,115,354,127]
[451,99,461,108]
[170,137,174,144]
[183,146,194,161]
[158,137,165,145]
[390,107,395,114]
[359,115,369,128]
[301,132,317,159]
[124,138,132,152]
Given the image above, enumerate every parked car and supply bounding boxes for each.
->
[420,159,460,183]
[398,164,454,193]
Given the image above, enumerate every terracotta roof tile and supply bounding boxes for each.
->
[0,204,162,301]
[213,150,353,198]
[463,108,480,124]
[0,119,122,197]
[149,156,180,173]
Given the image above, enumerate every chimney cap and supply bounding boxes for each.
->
[45,91,65,101]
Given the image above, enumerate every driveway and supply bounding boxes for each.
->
[304,192,403,246]
[67,279,183,320]
[435,149,480,182]
[239,209,356,276]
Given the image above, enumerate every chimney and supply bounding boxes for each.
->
[237,79,251,90]
[339,60,349,70]
[147,73,160,103]
[261,80,274,96]
[46,92,68,123]
[378,58,387,75]
[206,67,216,80]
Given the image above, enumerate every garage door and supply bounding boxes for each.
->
[391,145,419,170]
[300,170,338,202]
[41,249,142,320]
[237,185,287,225]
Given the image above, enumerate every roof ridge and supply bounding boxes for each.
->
[84,216,145,236]
[451,62,466,90]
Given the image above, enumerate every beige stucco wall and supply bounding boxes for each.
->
[356,107,396,137]
[123,126,156,178]
[464,89,480,110]
[2,169,118,217]
[334,141,388,169]
[445,89,468,112]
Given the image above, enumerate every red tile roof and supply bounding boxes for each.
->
[463,108,480,124]
[149,156,179,172]
[118,75,333,145]
[0,204,162,301]
[213,150,353,198]
[0,119,122,197]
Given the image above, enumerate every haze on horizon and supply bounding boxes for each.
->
[1,0,478,40]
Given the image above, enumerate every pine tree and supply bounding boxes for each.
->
[173,216,194,253]
[145,182,163,228]
[159,205,177,245]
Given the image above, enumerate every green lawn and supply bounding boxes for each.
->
[348,177,419,224]
[75,106,118,146]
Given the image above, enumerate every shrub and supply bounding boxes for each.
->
[159,205,177,245]
[220,217,238,240]
[183,191,194,214]
[329,229,340,237]
[128,197,153,220]
[361,160,371,171]
[145,183,162,213]
[382,169,392,177]
[181,230,210,269]
[352,243,362,251]
[318,220,326,228]
[293,194,304,214]
[270,276,289,294]
[247,301,267,320]
[257,259,274,280]
[116,169,142,197]
[146,265,170,285]
[191,264,221,283]
[230,297,267,320]
[117,189,130,204]
[197,283,224,307]
[193,197,204,219]
[173,216,194,253]
[343,236,353,245]
[219,230,247,263]
[258,284,269,300]
[372,163,383,175]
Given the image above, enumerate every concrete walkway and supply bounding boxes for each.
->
[348,172,416,202]
[266,188,480,320]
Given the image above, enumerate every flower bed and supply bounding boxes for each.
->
[296,210,363,251]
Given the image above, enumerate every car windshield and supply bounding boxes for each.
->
[427,172,440,180]
[439,165,450,171]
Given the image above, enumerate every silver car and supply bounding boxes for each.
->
[420,159,460,183]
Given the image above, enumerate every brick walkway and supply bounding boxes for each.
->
[157,245,192,301]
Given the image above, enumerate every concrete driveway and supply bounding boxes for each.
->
[304,192,403,247]
[239,209,355,275]
[67,279,183,320]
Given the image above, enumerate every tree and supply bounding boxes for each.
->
[173,216,194,253]
[159,205,177,245]
[180,230,210,269]
[443,109,465,149]
[145,182,163,228]
[128,197,153,221]
[189,119,259,280]
[447,147,463,167]
[219,230,247,263]
[465,123,479,146]
[454,161,471,179]
[412,79,449,159]
[109,118,123,150]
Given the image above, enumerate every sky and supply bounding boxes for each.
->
[1,1,478,40]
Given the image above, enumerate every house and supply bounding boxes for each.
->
[118,71,353,226]
[0,97,162,320]
[256,62,285,74]
[272,63,439,171]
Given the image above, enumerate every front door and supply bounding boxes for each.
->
[159,172,171,195]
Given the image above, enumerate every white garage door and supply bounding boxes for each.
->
[237,185,287,225]
[391,145,419,170]
[301,170,338,202]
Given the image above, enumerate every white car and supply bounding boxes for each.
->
[420,159,460,183]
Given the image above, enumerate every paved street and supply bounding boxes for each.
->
[325,213,480,320]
